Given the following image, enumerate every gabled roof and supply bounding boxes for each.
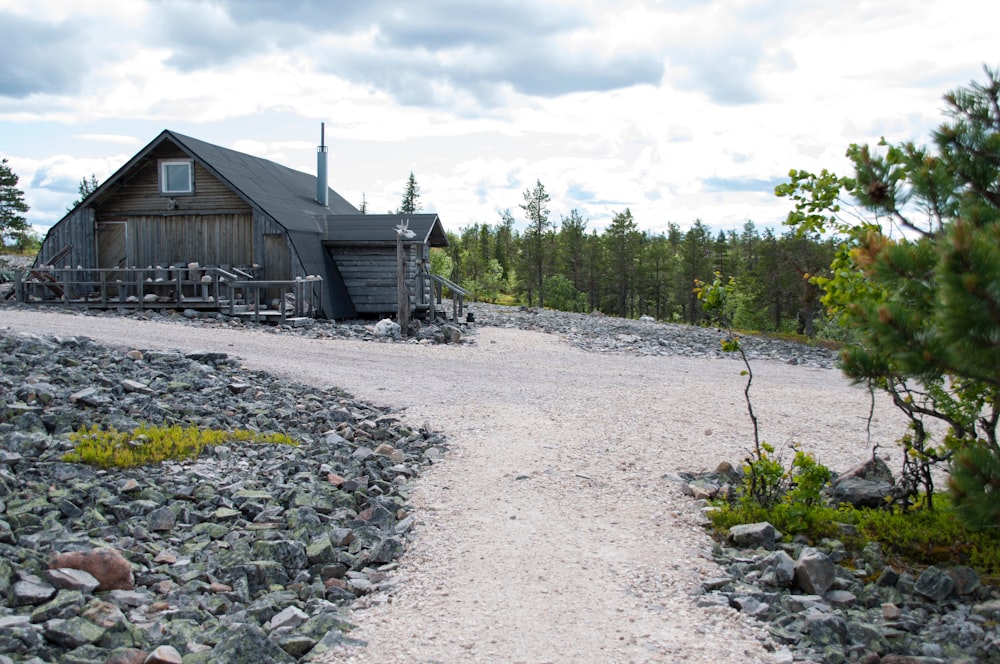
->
[80,130,361,226]
[157,131,364,319]
[324,214,449,246]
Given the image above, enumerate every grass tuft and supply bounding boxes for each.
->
[63,423,298,468]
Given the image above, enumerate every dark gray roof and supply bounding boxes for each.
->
[325,214,448,247]
[167,130,360,223]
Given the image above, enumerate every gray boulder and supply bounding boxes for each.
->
[43,568,100,594]
[757,550,795,588]
[828,456,895,509]
[728,522,778,550]
[10,576,57,607]
[794,547,836,595]
[828,477,893,509]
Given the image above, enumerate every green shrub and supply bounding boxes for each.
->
[707,492,1000,576]
[63,423,298,468]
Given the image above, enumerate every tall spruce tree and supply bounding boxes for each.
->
[604,209,640,317]
[0,156,30,246]
[397,172,421,215]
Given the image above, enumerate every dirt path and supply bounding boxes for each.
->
[0,310,907,663]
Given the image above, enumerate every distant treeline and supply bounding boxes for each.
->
[436,207,836,336]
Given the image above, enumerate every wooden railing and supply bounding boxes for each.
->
[11,265,322,322]
[416,272,469,322]
[13,265,237,308]
[225,277,323,324]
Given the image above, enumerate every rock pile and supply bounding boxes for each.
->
[677,469,1000,663]
[0,330,446,663]
[471,303,840,368]
[5,298,838,366]
[11,305,472,347]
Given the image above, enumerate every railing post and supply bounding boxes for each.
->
[14,268,23,303]
[135,270,143,310]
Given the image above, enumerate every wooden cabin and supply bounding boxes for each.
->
[28,129,450,320]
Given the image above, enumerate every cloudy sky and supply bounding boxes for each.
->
[0,0,995,237]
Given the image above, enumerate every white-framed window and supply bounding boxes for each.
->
[159,159,194,194]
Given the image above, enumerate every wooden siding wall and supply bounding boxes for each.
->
[328,244,423,314]
[254,213,291,273]
[35,207,97,269]
[127,213,253,268]
[96,144,248,219]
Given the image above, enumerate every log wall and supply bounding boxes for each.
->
[328,243,425,314]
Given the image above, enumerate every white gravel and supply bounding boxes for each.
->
[0,309,909,663]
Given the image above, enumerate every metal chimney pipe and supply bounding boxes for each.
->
[316,122,329,207]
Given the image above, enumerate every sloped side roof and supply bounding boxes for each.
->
[286,229,357,319]
[324,214,449,247]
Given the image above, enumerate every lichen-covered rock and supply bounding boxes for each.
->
[42,616,107,649]
[208,624,296,663]
[914,566,955,602]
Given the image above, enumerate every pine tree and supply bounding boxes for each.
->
[520,180,551,308]
[780,65,1000,522]
[604,209,640,317]
[0,156,30,246]
[68,173,99,211]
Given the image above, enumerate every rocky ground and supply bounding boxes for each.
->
[677,467,1000,664]
[0,330,446,663]
[469,303,840,368]
[0,300,995,663]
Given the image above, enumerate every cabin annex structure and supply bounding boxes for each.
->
[25,129,449,320]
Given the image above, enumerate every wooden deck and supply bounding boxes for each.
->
[11,264,466,325]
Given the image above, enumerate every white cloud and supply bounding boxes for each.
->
[0,0,996,236]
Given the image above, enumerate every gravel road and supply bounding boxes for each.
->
[0,309,908,663]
